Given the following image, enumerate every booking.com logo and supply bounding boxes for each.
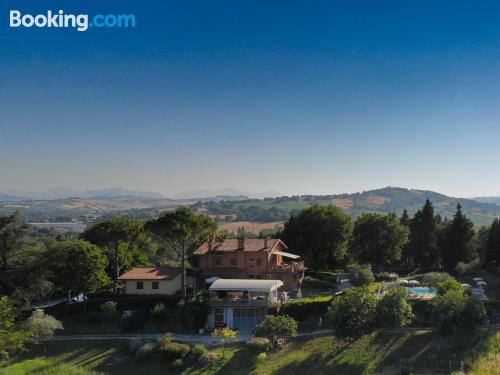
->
[9,10,136,32]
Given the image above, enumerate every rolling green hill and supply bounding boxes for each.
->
[196,187,500,225]
[2,187,500,228]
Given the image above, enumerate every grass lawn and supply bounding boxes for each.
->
[2,330,500,375]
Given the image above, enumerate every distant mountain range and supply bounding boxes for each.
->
[173,188,281,200]
[0,187,165,201]
[473,196,500,205]
[0,187,281,201]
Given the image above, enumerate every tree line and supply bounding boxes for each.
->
[0,208,218,308]
[282,199,499,274]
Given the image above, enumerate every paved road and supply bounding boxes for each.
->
[49,326,500,345]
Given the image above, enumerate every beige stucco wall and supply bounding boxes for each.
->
[124,274,182,295]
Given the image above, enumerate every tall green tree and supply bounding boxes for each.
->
[0,212,28,293]
[282,205,352,270]
[145,208,217,298]
[0,296,30,359]
[484,219,500,266]
[327,287,377,338]
[400,209,411,227]
[81,217,148,282]
[46,240,110,299]
[441,204,476,271]
[399,209,411,269]
[351,212,409,271]
[408,199,439,269]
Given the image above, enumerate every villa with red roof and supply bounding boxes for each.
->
[193,238,305,290]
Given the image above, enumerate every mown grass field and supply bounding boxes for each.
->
[2,330,500,375]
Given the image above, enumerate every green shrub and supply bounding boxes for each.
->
[200,351,220,367]
[190,344,207,359]
[349,264,374,286]
[248,337,271,352]
[100,301,118,321]
[281,296,332,321]
[374,272,393,281]
[150,303,170,321]
[176,293,209,330]
[161,342,190,360]
[257,352,267,361]
[431,290,487,336]
[455,259,481,276]
[421,272,450,286]
[122,309,149,332]
[436,278,464,296]
[328,287,377,338]
[171,358,184,369]
[376,288,413,328]
[255,315,297,349]
[129,337,148,355]
[156,332,173,349]
[135,343,155,361]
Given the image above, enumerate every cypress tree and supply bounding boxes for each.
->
[484,219,500,266]
[441,204,476,271]
[409,199,438,269]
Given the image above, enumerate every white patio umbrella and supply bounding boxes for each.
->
[388,273,398,279]
[461,283,472,288]
[473,277,484,282]
[477,281,487,286]
[408,280,420,285]
[398,279,409,284]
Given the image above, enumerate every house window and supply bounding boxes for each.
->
[249,258,255,268]
[230,258,237,266]
[212,256,222,266]
[256,258,262,266]
[136,281,143,290]
[152,282,159,290]
[215,308,225,326]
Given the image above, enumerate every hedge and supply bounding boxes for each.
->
[45,295,182,317]
[302,278,336,290]
[281,296,333,321]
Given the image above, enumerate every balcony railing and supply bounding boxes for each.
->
[269,261,305,273]
[209,297,271,307]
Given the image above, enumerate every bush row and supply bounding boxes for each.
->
[45,295,182,317]
[281,295,333,321]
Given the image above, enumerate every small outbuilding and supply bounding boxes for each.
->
[118,266,192,295]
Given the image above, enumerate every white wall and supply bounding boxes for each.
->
[124,274,182,295]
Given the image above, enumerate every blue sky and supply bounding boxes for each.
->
[1,1,500,197]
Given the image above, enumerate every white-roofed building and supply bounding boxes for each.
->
[206,278,284,330]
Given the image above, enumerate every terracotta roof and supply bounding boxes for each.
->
[118,266,182,280]
[194,238,286,255]
[200,267,247,277]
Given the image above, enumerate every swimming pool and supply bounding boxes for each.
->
[408,287,436,295]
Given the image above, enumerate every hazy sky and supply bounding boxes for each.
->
[2,0,500,198]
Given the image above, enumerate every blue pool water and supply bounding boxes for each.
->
[408,287,436,295]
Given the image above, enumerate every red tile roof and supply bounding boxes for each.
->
[117,266,182,280]
[194,238,286,255]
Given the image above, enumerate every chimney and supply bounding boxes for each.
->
[264,237,270,248]
[237,237,245,250]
